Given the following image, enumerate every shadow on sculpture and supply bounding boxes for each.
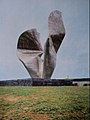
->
[17,10,65,79]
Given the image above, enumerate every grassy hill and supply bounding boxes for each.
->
[0,86,89,120]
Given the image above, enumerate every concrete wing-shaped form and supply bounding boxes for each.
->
[43,10,65,78]
[17,10,65,79]
[17,29,43,78]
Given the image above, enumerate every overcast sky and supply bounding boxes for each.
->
[0,0,89,80]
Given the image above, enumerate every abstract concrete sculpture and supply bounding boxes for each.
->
[17,10,65,78]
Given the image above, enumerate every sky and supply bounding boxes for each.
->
[0,0,89,80]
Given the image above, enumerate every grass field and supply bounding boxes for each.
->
[0,86,89,120]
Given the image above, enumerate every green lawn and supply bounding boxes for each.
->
[0,86,89,120]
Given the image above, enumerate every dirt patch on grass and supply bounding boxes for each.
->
[29,112,51,120]
[4,96,40,104]
[0,95,30,102]
[5,95,20,102]
[5,109,51,120]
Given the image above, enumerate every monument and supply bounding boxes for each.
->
[17,10,65,79]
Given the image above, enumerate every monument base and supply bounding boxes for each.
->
[31,78,72,86]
